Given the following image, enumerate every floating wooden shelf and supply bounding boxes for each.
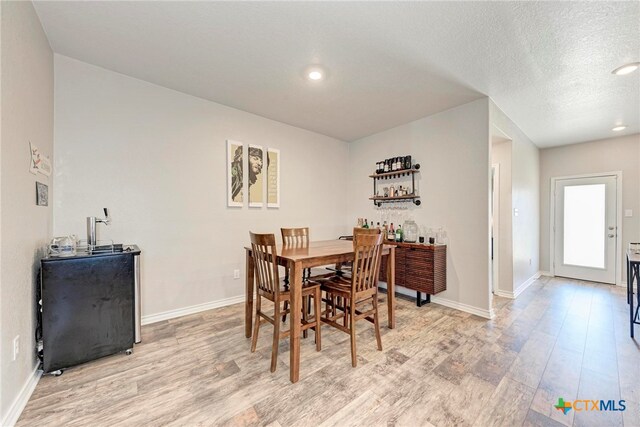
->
[369,167,420,180]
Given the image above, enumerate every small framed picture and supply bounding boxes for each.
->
[36,182,48,206]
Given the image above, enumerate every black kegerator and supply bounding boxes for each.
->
[39,245,141,374]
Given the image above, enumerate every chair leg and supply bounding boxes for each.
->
[271,302,280,373]
[343,297,349,327]
[314,288,322,351]
[282,300,289,323]
[350,298,357,367]
[251,295,262,352]
[373,295,383,351]
[282,284,289,323]
[302,296,309,339]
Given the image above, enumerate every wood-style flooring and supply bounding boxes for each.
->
[18,276,640,426]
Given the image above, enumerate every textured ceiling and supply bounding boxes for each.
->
[34,1,639,147]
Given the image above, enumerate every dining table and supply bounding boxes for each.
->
[244,239,397,383]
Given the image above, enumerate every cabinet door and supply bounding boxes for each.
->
[42,255,135,372]
[404,247,434,293]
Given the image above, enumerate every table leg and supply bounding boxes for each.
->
[289,261,302,383]
[631,262,635,339]
[245,249,255,338]
[386,247,396,329]
[628,256,631,305]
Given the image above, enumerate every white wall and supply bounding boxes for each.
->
[1,1,53,424]
[491,138,512,296]
[540,133,640,280]
[53,55,350,319]
[347,99,492,317]
[490,102,540,294]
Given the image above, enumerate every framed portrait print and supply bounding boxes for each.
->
[267,148,280,208]
[227,140,244,207]
[248,144,264,207]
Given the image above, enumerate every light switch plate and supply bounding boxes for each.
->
[625,209,633,217]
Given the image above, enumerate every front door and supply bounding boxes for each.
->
[554,175,617,284]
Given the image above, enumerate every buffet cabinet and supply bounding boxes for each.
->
[380,242,446,305]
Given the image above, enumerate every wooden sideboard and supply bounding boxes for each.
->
[380,242,446,306]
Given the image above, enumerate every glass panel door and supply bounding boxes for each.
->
[554,175,617,284]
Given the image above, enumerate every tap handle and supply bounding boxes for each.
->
[103,208,109,218]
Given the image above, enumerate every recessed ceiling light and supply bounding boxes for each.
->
[612,62,640,75]
[612,125,627,132]
[308,70,323,81]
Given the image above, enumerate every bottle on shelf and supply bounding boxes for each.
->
[363,219,369,229]
[376,222,381,231]
[395,224,403,242]
[388,223,395,241]
[405,155,412,170]
[384,159,389,173]
[382,221,388,237]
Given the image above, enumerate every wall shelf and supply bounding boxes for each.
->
[369,195,421,206]
[369,167,420,180]
[370,164,421,206]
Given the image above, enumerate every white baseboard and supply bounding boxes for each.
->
[493,271,543,300]
[513,271,542,299]
[141,294,246,325]
[431,296,495,319]
[493,289,514,299]
[2,364,41,427]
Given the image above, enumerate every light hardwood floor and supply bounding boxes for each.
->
[18,276,640,426]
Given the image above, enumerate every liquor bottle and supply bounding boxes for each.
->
[363,219,369,229]
[395,224,403,242]
[405,155,412,170]
[382,221,388,237]
[388,223,395,241]
[376,222,381,230]
[384,159,389,173]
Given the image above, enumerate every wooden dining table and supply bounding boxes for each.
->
[244,239,396,383]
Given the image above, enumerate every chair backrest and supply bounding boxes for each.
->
[353,227,382,236]
[351,232,384,294]
[281,227,310,246]
[250,232,280,296]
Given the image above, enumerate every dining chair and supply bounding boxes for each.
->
[332,228,381,277]
[281,227,333,325]
[249,232,322,372]
[316,230,384,367]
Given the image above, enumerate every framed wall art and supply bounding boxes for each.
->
[36,182,48,206]
[227,140,244,207]
[267,148,280,208]
[248,144,264,207]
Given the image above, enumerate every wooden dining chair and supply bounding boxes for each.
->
[281,227,333,325]
[332,228,381,278]
[249,232,322,372]
[317,230,384,367]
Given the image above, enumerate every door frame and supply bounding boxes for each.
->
[491,163,500,294]
[549,171,623,285]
